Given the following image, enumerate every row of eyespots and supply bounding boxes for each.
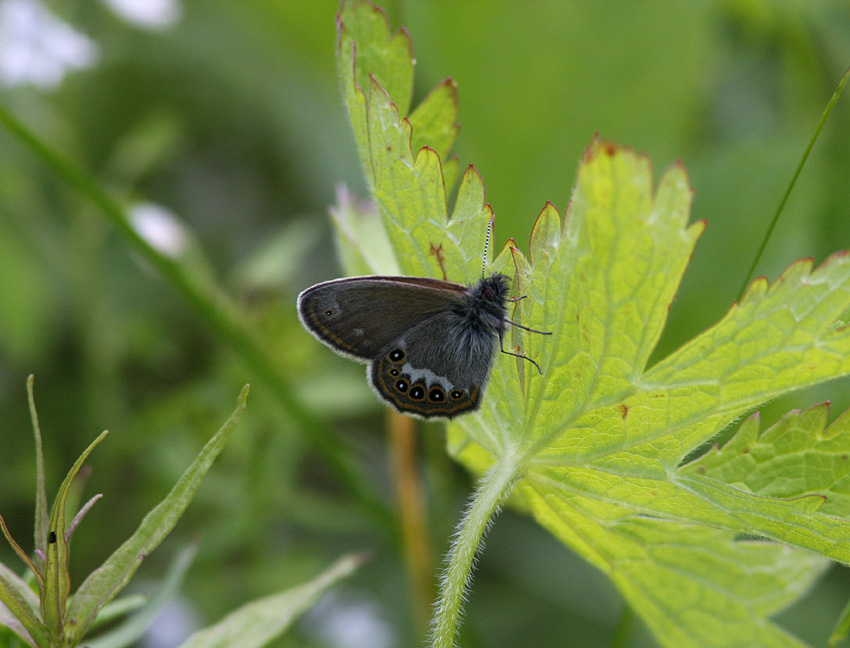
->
[393,378,466,403]
[386,348,465,403]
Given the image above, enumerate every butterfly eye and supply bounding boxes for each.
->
[395,379,409,393]
[389,349,405,362]
[428,387,446,402]
[450,389,464,400]
[409,385,425,400]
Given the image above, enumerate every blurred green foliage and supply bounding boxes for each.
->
[1,1,849,646]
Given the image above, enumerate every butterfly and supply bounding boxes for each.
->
[297,272,548,418]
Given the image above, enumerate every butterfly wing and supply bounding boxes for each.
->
[297,276,467,362]
[369,310,496,418]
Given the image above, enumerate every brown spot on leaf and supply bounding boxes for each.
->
[429,243,447,280]
[617,404,628,419]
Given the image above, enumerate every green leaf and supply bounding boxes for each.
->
[63,385,249,645]
[26,376,49,575]
[457,142,850,647]
[84,544,197,648]
[337,0,485,285]
[175,553,365,648]
[408,79,460,172]
[329,187,399,277]
[0,517,41,597]
[83,595,147,633]
[0,562,46,647]
[338,0,414,181]
[335,3,850,646]
[42,430,109,637]
[829,592,850,647]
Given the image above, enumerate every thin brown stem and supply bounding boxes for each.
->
[387,410,434,634]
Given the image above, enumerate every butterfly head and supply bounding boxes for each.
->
[460,273,510,335]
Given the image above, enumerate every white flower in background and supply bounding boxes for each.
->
[0,0,97,88]
[140,597,200,648]
[102,0,181,29]
[130,203,189,258]
[304,593,394,648]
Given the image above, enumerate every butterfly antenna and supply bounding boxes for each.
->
[482,216,494,279]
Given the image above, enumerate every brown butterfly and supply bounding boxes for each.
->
[297,273,548,418]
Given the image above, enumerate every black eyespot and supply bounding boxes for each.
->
[389,368,399,376]
[395,379,408,393]
[450,389,464,400]
[324,309,333,317]
[429,387,446,402]
[48,531,57,544]
[389,349,405,362]
[409,385,425,400]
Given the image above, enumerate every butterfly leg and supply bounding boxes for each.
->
[504,318,552,336]
[498,331,544,375]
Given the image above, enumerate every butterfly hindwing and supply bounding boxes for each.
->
[370,341,481,418]
[367,310,498,418]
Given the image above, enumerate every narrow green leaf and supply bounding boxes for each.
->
[0,564,39,615]
[84,544,197,648]
[828,592,850,647]
[63,386,249,645]
[176,553,364,648]
[0,601,36,648]
[66,494,103,544]
[84,595,146,633]
[0,563,47,647]
[26,376,49,573]
[737,65,850,301]
[0,517,41,593]
[42,430,108,637]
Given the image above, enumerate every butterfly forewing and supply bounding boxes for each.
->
[297,276,468,361]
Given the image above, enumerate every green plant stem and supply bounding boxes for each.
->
[0,103,393,535]
[430,448,525,648]
[736,65,850,302]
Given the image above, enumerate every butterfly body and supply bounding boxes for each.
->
[297,274,510,418]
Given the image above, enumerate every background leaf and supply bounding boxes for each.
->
[175,553,363,648]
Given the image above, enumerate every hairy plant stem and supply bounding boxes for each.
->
[430,447,525,648]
